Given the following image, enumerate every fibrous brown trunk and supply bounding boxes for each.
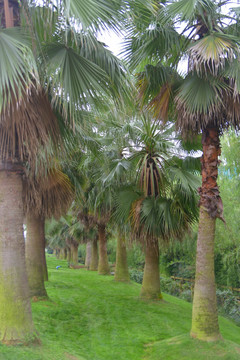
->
[42,236,48,281]
[67,246,71,263]
[37,217,48,281]
[25,214,47,298]
[191,126,221,341]
[85,241,92,269]
[70,242,79,266]
[98,224,110,275]
[59,248,66,260]
[114,232,129,282]
[140,237,162,300]
[0,169,36,344]
[90,237,98,271]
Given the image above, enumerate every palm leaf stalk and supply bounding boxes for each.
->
[125,0,240,341]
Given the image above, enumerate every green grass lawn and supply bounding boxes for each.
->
[0,256,239,360]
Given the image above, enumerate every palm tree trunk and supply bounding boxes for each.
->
[191,126,221,341]
[140,237,162,300]
[59,248,65,259]
[114,232,129,282]
[67,246,71,263]
[71,242,79,266]
[85,241,92,269]
[0,169,36,344]
[90,237,98,271]
[25,214,48,298]
[39,217,48,281]
[98,224,110,275]
[42,242,48,281]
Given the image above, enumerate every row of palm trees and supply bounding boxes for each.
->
[47,113,200,296]
[0,0,240,345]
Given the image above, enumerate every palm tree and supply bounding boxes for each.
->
[124,0,240,341]
[114,228,130,282]
[0,0,137,343]
[94,109,137,282]
[23,166,73,298]
[115,116,199,300]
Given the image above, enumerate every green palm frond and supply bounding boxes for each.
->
[114,187,141,224]
[22,4,58,47]
[167,0,216,23]
[78,35,131,101]
[223,58,240,95]
[124,24,179,71]
[168,165,201,194]
[44,42,110,119]
[62,0,123,30]
[102,159,131,185]
[175,71,235,133]
[0,27,38,113]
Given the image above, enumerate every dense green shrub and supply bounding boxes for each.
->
[107,238,117,263]
[179,290,192,303]
[127,244,145,270]
[216,289,240,326]
[78,244,86,264]
[129,269,144,284]
[160,277,181,297]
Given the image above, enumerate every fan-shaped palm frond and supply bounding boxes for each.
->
[0,27,38,113]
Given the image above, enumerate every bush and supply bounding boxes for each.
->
[165,261,195,279]
[107,238,117,263]
[127,244,145,270]
[216,289,240,326]
[180,290,192,303]
[160,277,181,297]
[129,269,144,284]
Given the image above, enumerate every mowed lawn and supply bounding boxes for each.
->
[0,256,239,360]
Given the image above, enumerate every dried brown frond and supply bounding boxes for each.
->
[175,89,240,136]
[130,197,144,236]
[137,75,149,108]
[23,166,74,219]
[147,83,171,122]
[0,86,59,167]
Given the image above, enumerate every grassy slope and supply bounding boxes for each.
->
[0,256,239,360]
